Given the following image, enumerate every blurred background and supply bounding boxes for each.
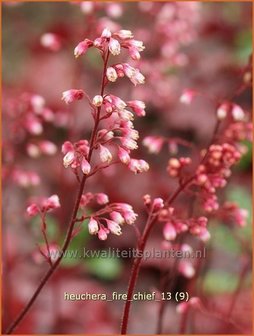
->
[2,1,252,334]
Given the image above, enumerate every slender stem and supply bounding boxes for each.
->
[120,181,192,334]
[41,229,53,267]
[120,212,156,334]
[225,259,250,319]
[5,50,110,335]
[120,118,222,334]
[179,309,189,334]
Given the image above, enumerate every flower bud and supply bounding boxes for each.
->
[92,95,103,107]
[88,218,99,235]
[81,158,91,175]
[99,145,112,163]
[27,204,39,217]
[106,67,118,82]
[96,193,109,205]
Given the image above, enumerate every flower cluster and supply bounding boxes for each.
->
[11,169,40,188]
[195,143,242,212]
[220,202,249,227]
[27,141,57,158]
[74,28,145,59]
[106,63,145,86]
[26,195,61,217]
[167,157,192,178]
[79,192,138,240]
[224,121,252,143]
[216,102,246,121]
[143,135,191,155]
[142,136,164,154]
[176,297,201,314]
[162,242,197,279]
[143,194,210,243]
[62,140,91,175]
[161,213,210,243]
[14,93,54,135]
[78,1,123,19]
[61,28,149,176]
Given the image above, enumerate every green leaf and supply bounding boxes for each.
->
[209,222,241,254]
[60,219,90,268]
[29,215,59,241]
[85,255,123,281]
[234,29,252,62]
[235,141,252,171]
[202,270,238,294]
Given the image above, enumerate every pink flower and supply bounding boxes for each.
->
[222,202,249,227]
[92,95,103,106]
[80,193,94,207]
[115,63,145,85]
[121,137,138,150]
[110,211,125,224]
[124,39,145,60]
[106,220,122,235]
[80,1,94,14]
[13,170,40,187]
[101,27,112,39]
[96,193,109,205]
[62,141,74,154]
[99,144,112,163]
[217,103,228,120]
[109,38,121,55]
[63,150,75,168]
[128,159,149,174]
[44,195,61,211]
[118,147,130,164]
[39,141,57,155]
[26,116,43,135]
[27,204,39,217]
[152,198,164,210]
[62,89,85,104]
[81,158,91,175]
[115,29,133,39]
[143,136,164,154]
[231,104,245,121]
[127,100,146,117]
[163,222,177,241]
[27,143,40,158]
[106,3,123,18]
[122,210,138,225]
[98,227,109,241]
[40,33,61,51]
[178,261,195,278]
[106,67,118,82]
[176,297,201,314]
[88,218,99,235]
[74,39,93,58]
[180,89,196,105]
[105,94,127,111]
[30,94,45,114]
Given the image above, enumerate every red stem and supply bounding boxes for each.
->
[5,50,110,335]
[120,118,221,334]
[120,181,191,334]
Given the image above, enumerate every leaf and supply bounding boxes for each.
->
[209,222,241,254]
[85,255,123,281]
[29,215,59,241]
[235,140,252,171]
[234,29,252,62]
[60,219,90,268]
[202,270,238,294]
